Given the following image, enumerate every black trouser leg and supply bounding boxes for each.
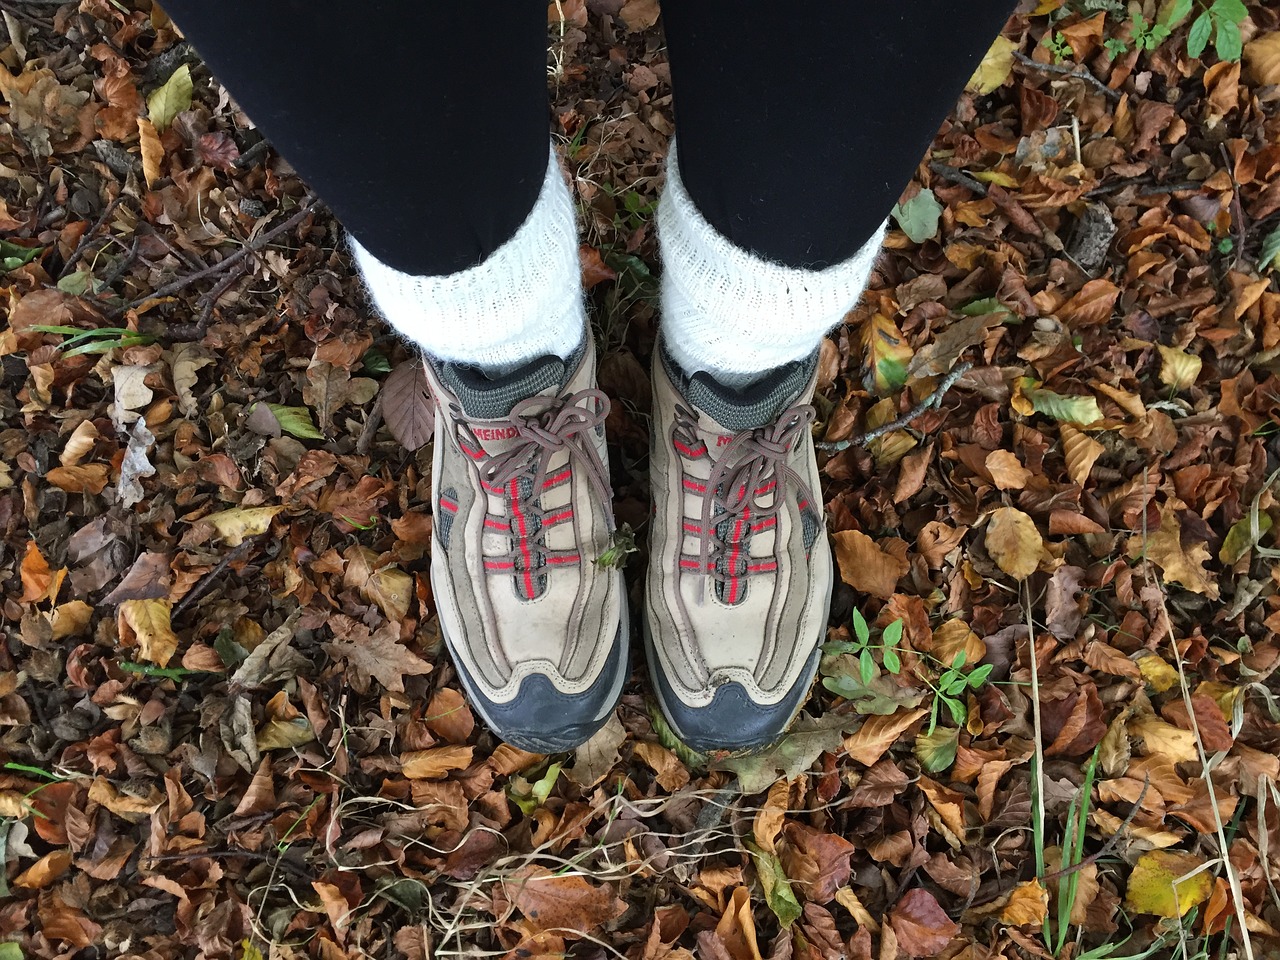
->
[661,2,1016,269]
[161,1,549,276]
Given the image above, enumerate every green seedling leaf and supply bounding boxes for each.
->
[147,63,193,131]
[1215,17,1243,61]
[1188,10,1213,58]
[891,188,943,244]
[508,761,562,815]
[944,695,967,726]
[883,647,901,674]
[943,675,969,697]
[951,652,967,670]
[882,618,903,648]
[0,942,24,960]
[967,663,994,688]
[821,668,926,715]
[1025,388,1103,426]
[859,648,876,685]
[1160,0,1194,28]
[256,403,324,440]
[852,608,871,645]
[1212,0,1247,23]
[746,841,803,928]
[915,725,960,773]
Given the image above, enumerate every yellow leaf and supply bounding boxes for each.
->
[204,505,284,546]
[1124,850,1213,918]
[256,717,316,751]
[118,598,178,667]
[51,600,93,640]
[834,887,879,932]
[1243,31,1280,86]
[137,116,163,187]
[1128,713,1198,764]
[1134,652,1179,693]
[862,311,913,396]
[985,449,1031,490]
[1157,345,1202,391]
[1059,423,1104,487]
[971,170,1020,187]
[146,63,192,131]
[968,35,1017,95]
[985,507,1043,580]
[400,745,474,780]
[751,779,791,854]
[1000,880,1049,926]
[1127,502,1218,599]
[932,619,986,666]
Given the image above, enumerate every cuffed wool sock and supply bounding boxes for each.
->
[657,138,886,387]
[351,143,586,374]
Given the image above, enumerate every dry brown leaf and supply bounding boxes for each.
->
[832,530,909,599]
[752,779,791,854]
[45,464,110,495]
[1129,713,1199,764]
[618,0,660,32]
[779,821,856,904]
[1001,880,1049,926]
[1156,345,1201,392]
[381,360,435,451]
[13,848,73,889]
[985,449,1031,490]
[1243,31,1280,86]
[344,545,412,622]
[984,507,1043,579]
[102,550,171,605]
[1127,503,1218,599]
[633,741,690,791]
[400,745,474,780]
[843,708,928,766]
[889,888,960,958]
[321,620,432,694]
[509,864,628,937]
[137,116,163,186]
[424,686,475,744]
[1059,422,1104,487]
[713,886,764,960]
[932,619,985,666]
[20,540,58,602]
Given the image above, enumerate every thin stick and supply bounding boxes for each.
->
[114,195,318,315]
[817,361,972,452]
[163,260,250,342]
[1038,775,1150,883]
[928,161,989,197]
[355,390,385,457]
[1013,50,1121,103]
[172,540,254,617]
[57,194,128,280]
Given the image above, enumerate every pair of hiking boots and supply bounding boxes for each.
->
[423,335,830,755]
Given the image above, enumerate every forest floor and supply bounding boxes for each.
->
[2,1,1280,959]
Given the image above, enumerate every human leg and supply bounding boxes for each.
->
[648,1,1015,751]
[165,2,628,750]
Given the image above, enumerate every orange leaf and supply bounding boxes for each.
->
[890,888,960,958]
[843,708,928,766]
[400,745,473,780]
[13,848,72,889]
[508,864,628,938]
[45,463,109,494]
[832,530,909,599]
[20,540,56,602]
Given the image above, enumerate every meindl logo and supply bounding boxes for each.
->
[716,435,733,447]
[474,426,519,441]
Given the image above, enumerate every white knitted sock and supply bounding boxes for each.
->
[657,138,886,386]
[351,143,585,373]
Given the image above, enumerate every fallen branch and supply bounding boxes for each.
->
[113,194,319,319]
[817,361,972,453]
[1013,50,1121,103]
[57,194,130,280]
[173,539,255,618]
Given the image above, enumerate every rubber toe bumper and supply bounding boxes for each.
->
[648,643,821,754]
[450,622,629,754]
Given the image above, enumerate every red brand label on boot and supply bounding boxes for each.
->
[715,434,734,447]
[474,426,519,441]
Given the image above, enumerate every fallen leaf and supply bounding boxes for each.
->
[1129,713,1198,764]
[20,540,57,602]
[633,741,690,791]
[1124,850,1213,918]
[344,546,412,622]
[382,360,435,451]
[1243,30,1280,86]
[1059,422,1104,487]
[1127,503,1218,599]
[146,63,191,130]
[985,449,1031,490]
[713,886,764,960]
[832,530,909,599]
[567,712,625,787]
[424,687,475,744]
[508,864,628,937]
[778,821,855,904]
[890,888,960,957]
[102,551,171,605]
[618,0,660,32]
[862,311,913,396]
[13,848,73,889]
[203,505,284,547]
[117,598,178,667]
[45,464,109,495]
[984,507,1043,579]
[1157,345,1201,391]
[137,116,163,187]
[1000,880,1049,926]
[843,709,927,766]
[1044,565,1084,640]
[715,715,857,794]
[968,34,1017,94]
[322,620,432,694]
[400,745,473,780]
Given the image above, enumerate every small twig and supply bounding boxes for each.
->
[57,194,128,280]
[1013,50,1121,103]
[355,390,385,457]
[173,539,254,617]
[817,361,972,453]
[96,234,140,292]
[113,195,318,316]
[164,260,250,342]
[929,161,988,197]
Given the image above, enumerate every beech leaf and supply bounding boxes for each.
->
[382,360,435,451]
[1124,850,1213,917]
[984,507,1043,580]
[890,888,960,957]
[146,63,192,131]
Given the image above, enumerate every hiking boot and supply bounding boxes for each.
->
[644,341,831,753]
[424,337,629,753]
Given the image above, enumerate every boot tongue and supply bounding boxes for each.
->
[436,348,577,421]
[661,342,817,433]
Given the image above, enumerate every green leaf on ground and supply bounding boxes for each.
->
[148,64,193,130]
[746,841,803,928]
[916,725,960,773]
[1025,388,1103,426]
[257,403,324,440]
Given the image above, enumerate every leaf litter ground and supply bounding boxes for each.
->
[2,1,1280,958]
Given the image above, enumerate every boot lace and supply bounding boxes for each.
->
[672,402,817,599]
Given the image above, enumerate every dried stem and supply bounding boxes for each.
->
[817,361,972,453]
